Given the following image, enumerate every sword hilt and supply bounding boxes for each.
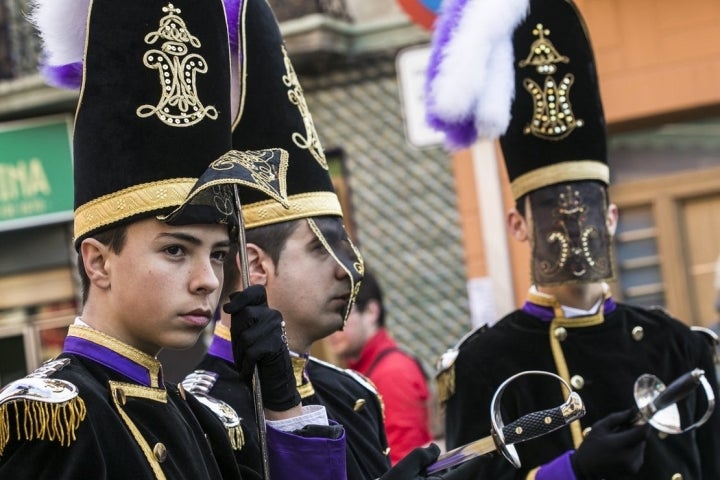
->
[500,392,584,444]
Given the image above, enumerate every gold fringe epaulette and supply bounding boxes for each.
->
[0,359,86,456]
[181,370,245,451]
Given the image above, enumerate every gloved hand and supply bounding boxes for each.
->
[570,409,651,479]
[379,444,486,480]
[224,285,300,411]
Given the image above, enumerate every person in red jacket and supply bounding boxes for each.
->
[328,270,433,464]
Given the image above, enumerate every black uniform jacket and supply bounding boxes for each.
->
[0,328,245,479]
[188,327,391,480]
[441,296,720,480]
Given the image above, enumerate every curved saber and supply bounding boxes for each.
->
[427,371,585,475]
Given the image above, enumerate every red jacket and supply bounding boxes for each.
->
[348,329,432,464]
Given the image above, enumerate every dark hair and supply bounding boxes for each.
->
[355,269,385,327]
[245,220,301,267]
[77,225,128,304]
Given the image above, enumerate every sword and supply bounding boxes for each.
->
[427,371,585,475]
[233,185,271,480]
[632,368,715,434]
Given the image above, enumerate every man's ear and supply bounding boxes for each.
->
[80,238,111,290]
[246,243,270,286]
[606,203,619,236]
[507,208,529,242]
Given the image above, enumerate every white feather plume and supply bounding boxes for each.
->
[28,0,91,66]
[428,0,529,142]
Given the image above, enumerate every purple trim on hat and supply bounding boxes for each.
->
[523,297,617,322]
[425,0,478,148]
[64,335,154,386]
[41,62,82,90]
[207,332,234,364]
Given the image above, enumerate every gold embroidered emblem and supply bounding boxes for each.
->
[541,186,601,277]
[519,24,582,140]
[281,45,328,170]
[210,149,290,208]
[136,3,218,127]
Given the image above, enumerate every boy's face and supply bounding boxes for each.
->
[97,218,230,355]
[265,218,352,344]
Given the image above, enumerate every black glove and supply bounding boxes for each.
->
[379,444,486,480]
[224,285,300,411]
[570,409,651,479]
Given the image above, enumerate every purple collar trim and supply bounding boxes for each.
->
[522,297,617,322]
[64,335,159,387]
[207,333,234,364]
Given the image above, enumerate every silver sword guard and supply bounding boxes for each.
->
[491,370,585,469]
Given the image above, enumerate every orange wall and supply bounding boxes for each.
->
[453,0,720,307]
[577,0,720,123]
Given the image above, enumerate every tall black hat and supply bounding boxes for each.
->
[224,0,363,318]
[34,0,243,247]
[427,0,613,285]
[499,0,609,200]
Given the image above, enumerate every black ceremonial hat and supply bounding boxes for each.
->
[228,0,342,229]
[71,0,233,246]
[500,0,609,200]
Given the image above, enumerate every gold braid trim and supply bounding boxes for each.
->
[436,367,455,405]
[510,160,609,199]
[0,405,8,456]
[74,179,196,241]
[228,424,245,451]
[0,397,87,456]
[243,192,342,229]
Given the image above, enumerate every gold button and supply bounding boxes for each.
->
[582,427,592,437]
[632,326,644,341]
[658,431,668,440]
[570,375,585,390]
[554,327,568,341]
[153,443,167,463]
[672,474,683,480]
[515,426,523,435]
[544,416,552,425]
[353,399,366,412]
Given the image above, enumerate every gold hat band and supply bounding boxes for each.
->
[243,191,343,229]
[74,178,196,240]
[510,160,609,200]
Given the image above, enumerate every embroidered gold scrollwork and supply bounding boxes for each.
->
[541,186,602,277]
[280,45,328,170]
[519,24,583,141]
[136,3,218,127]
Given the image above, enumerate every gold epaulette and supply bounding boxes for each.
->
[180,370,244,451]
[435,325,489,404]
[0,358,86,456]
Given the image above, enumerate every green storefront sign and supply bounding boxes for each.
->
[0,116,73,231]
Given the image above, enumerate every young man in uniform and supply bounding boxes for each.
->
[0,0,346,478]
[182,0,484,478]
[327,270,433,464]
[427,0,720,478]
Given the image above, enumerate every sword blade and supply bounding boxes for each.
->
[425,436,497,474]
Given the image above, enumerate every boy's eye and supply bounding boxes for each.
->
[165,245,184,256]
[213,250,228,262]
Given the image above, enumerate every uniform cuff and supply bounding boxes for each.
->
[535,450,577,480]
